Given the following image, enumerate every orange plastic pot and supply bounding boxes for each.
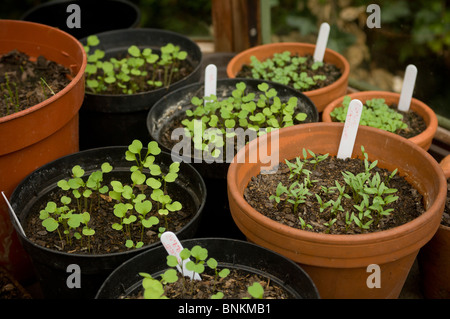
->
[322,91,438,151]
[0,20,87,283]
[226,42,350,112]
[227,122,446,299]
[418,158,450,298]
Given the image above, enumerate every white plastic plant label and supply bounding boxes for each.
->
[337,99,363,160]
[160,231,201,280]
[313,22,330,63]
[1,191,26,238]
[397,64,417,112]
[204,64,217,105]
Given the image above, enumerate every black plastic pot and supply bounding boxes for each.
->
[78,28,203,150]
[95,237,320,299]
[146,78,318,239]
[21,0,141,39]
[147,78,319,179]
[8,146,206,299]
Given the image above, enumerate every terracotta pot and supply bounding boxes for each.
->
[440,154,450,170]
[322,91,438,151]
[0,20,87,283]
[418,159,450,299]
[226,42,350,112]
[227,122,446,299]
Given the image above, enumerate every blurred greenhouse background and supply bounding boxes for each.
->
[1,0,449,120]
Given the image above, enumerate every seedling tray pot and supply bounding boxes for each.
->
[95,237,320,299]
[322,91,438,151]
[78,28,203,150]
[147,78,318,239]
[227,122,446,299]
[0,20,87,283]
[21,0,141,39]
[418,165,450,299]
[147,78,319,180]
[226,42,350,112]
[8,146,207,299]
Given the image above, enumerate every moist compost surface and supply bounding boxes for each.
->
[244,154,425,234]
[442,178,450,227]
[0,50,71,117]
[127,268,293,299]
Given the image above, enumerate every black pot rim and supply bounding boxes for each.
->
[8,145,207,259]
[95,237,321,299]
[21,0,141,29]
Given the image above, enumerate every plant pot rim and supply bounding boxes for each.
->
[9,145,207,259]
[95,236,320,299]
[80,27,203,99]
[226,42,350,98]
[227,122,446,245]
[0,20,87,123]
[322,91,438,150]
[21,0,141,28]
[437,168,450,231]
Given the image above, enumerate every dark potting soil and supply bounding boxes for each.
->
[442,178,450,227]
[24,174,197,255]
[244,154,425,235]
[236,54,342,92]
[0,267,31,299]
[394,105,428,139]
[126,268,293,299]
[0,50,71,117]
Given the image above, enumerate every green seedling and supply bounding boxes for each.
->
[315,194,331,213]
[40,77,55,97]
[84,35,188,94]
[344,211,355,232]
[302,148,329,170]
[269,182,288,205]
[38,139,184,252]
[1,73,20,115]
[109,140,183,248]
[285,181,311,214]
[247,282,265,299]
[57,162,112,214]
[141,245,232,299]
[299,217,313,230]
[39,197,95,252]
[39,162,112,251]
[246,51,328,91]
[330,95,409,133]
[181,81,307,159]
[324,218,337,234]
[269,146,401,234]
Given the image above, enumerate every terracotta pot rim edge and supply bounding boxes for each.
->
[226,42,350,97]
[227,122,446,245]
[0,20,87,123]
[322,91,438,147]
